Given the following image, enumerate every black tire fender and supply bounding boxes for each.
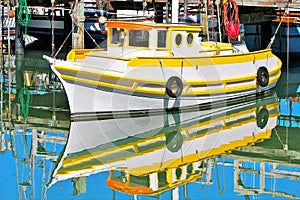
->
[257,67,269,87]
[166,76,183,98]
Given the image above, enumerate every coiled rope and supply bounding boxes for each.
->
[17,0,31,34]
[223,0,240,40]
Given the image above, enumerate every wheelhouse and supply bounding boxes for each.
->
[106,21,206,57]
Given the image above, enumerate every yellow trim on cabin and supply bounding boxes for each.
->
[123,45,151,50]
[83,53,131,61]
[168,26,202,32]
[67,49,105,62]
[124,29,128,46]
[106,21,154,30]
[57,103,279,172]
[107,27,112,45]
[167,29,173,57]
[156,47,169,51]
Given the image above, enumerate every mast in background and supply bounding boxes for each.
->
[71,0,85,49]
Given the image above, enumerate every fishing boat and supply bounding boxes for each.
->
[26,4,107,48]
[48,93,279,196]
[43,1,282,116]
[26,6,67,44]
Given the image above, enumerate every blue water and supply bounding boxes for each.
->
[1,46,300,200]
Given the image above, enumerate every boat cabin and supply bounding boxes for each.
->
[106,21,234,58]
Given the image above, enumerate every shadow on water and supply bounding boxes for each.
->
[0,45,300,199]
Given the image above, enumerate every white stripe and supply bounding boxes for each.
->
[94,23,101,31]
[89,26,95,31]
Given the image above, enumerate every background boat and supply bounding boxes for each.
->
[243,7,300,58]
[25,1,107,49]
[26,6,68,46]
[272,8,300,58]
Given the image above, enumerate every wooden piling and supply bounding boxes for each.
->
[72,1,85,50]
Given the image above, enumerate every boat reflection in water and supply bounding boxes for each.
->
[49,92,280,198]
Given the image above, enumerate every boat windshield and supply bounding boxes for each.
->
[157,30,167,48]
[128,29,149,47]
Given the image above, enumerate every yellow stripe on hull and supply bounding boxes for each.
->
[56,64,281,96]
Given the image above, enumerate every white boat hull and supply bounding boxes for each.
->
[59,75,276,115]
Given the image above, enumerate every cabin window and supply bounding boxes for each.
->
[187,33,193,46]
[128,30,149,47]
[111,28,120,44]
[175,33,182,47]
[157,30,167,48]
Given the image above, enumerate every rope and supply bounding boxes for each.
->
[267,1,290,49]
[18,86,31,120]
[83,27,101,48]
[17,0,31,34]
[54,29,73,58]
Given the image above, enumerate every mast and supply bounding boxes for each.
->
[51,0,55,57]
[184,0,187,20]
[171,0,179,23]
